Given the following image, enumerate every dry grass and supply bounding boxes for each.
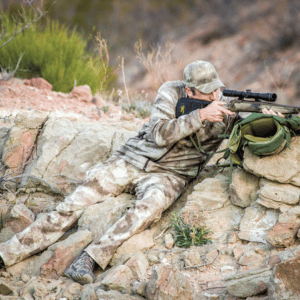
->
[134,39,175,90]
[263,57,297,104]
[95,32,117,94]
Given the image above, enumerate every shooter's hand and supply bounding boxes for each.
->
[198,101,235,122]
[262,108,285,118]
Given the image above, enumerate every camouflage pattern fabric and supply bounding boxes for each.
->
[0,156,186,267]
[183,60,225,93]
[0,80,235,268]
[116,80,235,178]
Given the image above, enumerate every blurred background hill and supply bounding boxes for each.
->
[1,0,300,105]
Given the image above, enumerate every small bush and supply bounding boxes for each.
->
[0,13,115,93]
[170,213,212,248]
[121,97,152,119]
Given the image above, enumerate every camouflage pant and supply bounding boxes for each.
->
[0,156,187,268]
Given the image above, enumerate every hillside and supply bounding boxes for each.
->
[0,1,300,299]
[1,0,300,105]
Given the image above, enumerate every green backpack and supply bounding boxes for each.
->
[225,113,300,166]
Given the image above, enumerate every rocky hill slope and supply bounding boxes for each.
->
[1,0,300,106]
[0,80,300,299]
[127,0,300,108]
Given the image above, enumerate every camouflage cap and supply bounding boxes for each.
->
[183,60,225,93]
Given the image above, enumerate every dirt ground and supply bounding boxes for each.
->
[0,77,150,126]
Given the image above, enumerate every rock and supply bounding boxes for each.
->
[164,233,175,249]
[2,110,49,189]
[100,265,135,292]
[243,138,300,186]
[238,249,266,269]
[233,243,270,270]
[95,289,145,300]
[145,264,193,300]
[20,117,137,194]
[20,276,63,299]
[0,226,16,243]
[4,204,35,234]
[0,279,16,296]
[181,174,244,242]
[256,178,300,212]
[245,296,269,300]
[182,245,219,270]
[21,273,31,283]
[268,255,300,300]
[0,123,12,159]
[62,282,83,299]
[15,192,60,214]
[110,228,155,267]
[41,229,93,279]
[6,250,53,278]
[259,178,300,205]
[187,175,230,210]
[124,252,149,279]
[121,113,135,121]
[32,78,52,91]
[80,284,97,300]
[265,206,300,248]
[182,200,244,242]
[225,267,272,298]
[70,85,93,102]
[230,168,260,208]
[131,280,148,297]
[182,246,206,267]
[206,249,219,264]
[238,203,279,243]
[24,78,53,90]
[78,193,134,241]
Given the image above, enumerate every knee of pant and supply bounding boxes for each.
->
[135,201,163,218]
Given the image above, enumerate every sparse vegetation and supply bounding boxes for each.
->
[170,213,212,248]
[102,106,109,114]
[0,0,48,50]
[134,39,175,90]
[0,12,115,93]
[121,92,152,119]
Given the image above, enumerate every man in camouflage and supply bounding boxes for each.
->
[0,60,237,284]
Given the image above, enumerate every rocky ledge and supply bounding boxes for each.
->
[0,110,300,300]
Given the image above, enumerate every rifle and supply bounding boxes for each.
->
[175,89,300,118]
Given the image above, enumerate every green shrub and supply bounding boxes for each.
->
[0,13,115,93]
[170,213,212,248]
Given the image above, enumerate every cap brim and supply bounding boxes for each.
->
[196,79,225,94]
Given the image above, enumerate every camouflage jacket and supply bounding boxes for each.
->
[115,81,236,180]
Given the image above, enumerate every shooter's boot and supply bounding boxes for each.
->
[65,251,95,285]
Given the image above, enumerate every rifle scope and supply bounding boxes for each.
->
[223,89,277,102]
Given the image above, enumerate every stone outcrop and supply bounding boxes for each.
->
[268,255,300,300]
[70,85,93,103]
[145,264,193,300]
[181,175,244,242]
[230,168,260,208]
[225,267,272,298]
[243,138,300,186]
[24,77,53,91]
[2,110,138,194]
[1,111,300,299]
